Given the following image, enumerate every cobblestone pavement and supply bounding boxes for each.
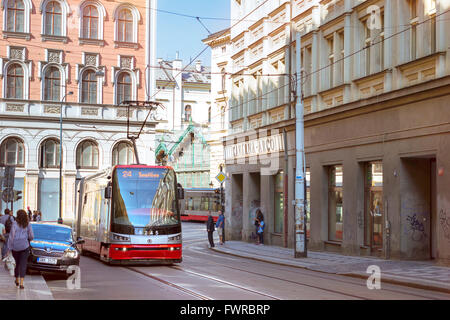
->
[211,241,450,293]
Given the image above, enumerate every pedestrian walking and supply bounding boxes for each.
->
[26,207,32,221]
[216,211,225,245]
[7,209,34,289]
[36,211,42,222]
[206,211,215,248]
[0,209,14,259]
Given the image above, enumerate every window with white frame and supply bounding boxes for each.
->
[409,0,418,61]
[81,69,97,103]
[79,1,105,41]
[0,137,24,166]
[6,63,23,98]
[3,0,31,35]
[40,0,69,39]
[6,0,24,32]
[116,71,132,104]
[39,138,60,168]
[44,66,61,101]
[114,4,140,44]
[76,140,99,169]
[44,1,62,35]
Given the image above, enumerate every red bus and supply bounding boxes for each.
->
[75,165,183,264]
[180,188,221,223]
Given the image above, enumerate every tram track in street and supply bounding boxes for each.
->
[126,265,283,300]
[182,240,445,300]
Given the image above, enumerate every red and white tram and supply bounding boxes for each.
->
[180,188,221,223]
[75,165,183,264]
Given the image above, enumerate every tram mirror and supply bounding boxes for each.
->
[177,186,184,200]
[105,183,112,199]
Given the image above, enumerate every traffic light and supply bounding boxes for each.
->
[13,190,22,202]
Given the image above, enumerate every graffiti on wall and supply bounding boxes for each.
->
[439,209,450,241]
[405,214,427,242]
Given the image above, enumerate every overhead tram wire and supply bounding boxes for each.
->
[208,7,450,123]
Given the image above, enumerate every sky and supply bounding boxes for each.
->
[157,0,231,66]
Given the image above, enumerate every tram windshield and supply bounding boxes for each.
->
[111,167,180,234]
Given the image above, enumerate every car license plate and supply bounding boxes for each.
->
[37,257,57,265]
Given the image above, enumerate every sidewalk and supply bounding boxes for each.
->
[0,262,53,300]
[210,241,450,294]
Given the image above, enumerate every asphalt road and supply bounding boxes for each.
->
[42,222,450,300]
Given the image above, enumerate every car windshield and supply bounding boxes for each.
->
[111,167,180,234]
[31,224,72,243]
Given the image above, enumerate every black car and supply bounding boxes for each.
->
[28,222,84,274]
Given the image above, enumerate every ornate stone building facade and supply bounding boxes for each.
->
[224,0,450,264]
[0,0,158,223]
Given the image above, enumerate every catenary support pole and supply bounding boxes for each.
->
[294,32,307,258]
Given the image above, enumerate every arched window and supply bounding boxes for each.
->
[6,0,24,32]
[44,1,61,36]
[117,8,133,42]
[112,141,134,166]
[44,66,61,101]
[0,137,24,166]
[184,105,192,122]
[81,69,97,103]
[40,138,60,168]
[116,72,131,104]
[6,63,24,99]
[76,140,99,169]
[82,5,98,39]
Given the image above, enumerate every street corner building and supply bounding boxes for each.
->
[0,0,158,223]
[223,0,450,265]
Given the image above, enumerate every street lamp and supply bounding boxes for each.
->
[58,91,73,224]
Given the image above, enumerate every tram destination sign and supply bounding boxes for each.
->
[224,133,285,161]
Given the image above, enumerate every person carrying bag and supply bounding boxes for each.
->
[6,210,33,289]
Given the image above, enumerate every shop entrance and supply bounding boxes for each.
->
[400,157,437,260]
[231,173,243,240]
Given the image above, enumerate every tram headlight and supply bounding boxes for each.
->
[111,234,130,242]
[64,249,79,259]
[168,234,181,242]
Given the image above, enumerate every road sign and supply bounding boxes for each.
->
[215,171,226,184]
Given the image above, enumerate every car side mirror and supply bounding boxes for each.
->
[76,237,85,245]
[105,182,112,199]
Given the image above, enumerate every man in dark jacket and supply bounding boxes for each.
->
[206,211,215,248]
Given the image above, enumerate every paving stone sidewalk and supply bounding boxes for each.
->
[0,262,53,300]
[210,241,450,294]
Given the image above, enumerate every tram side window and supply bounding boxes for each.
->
[187,197,193,210]
[209,197,218,212]
[192,197,201,211]
[201,196,209,211]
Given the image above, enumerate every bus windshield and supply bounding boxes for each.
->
[111,167,180,234]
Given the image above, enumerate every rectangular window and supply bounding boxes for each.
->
[328,165,343,241]
[410,0,418,61]
[363,20,371,76]
[327,36,334,88]
[364,162,383,251]
[38,178,59,221]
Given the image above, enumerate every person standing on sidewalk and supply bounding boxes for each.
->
[0,209,14,259]
[257,216,265,245]
[216,211,225,245]
[6,210,34,289]
[0,219,5,258]
[206,211,215,248]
